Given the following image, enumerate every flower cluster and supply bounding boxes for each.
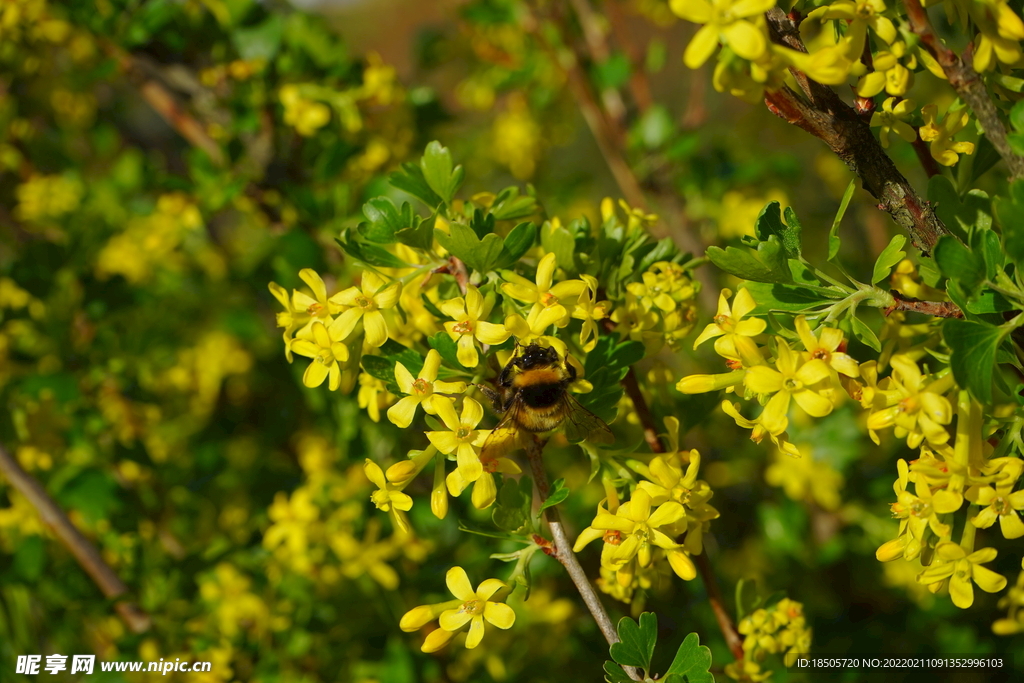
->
[575,418,719,600]
[669,0,1001,166]
[680,292,858,457]
[677,284,1021,612]
[726,598,811,681]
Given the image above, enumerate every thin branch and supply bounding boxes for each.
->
[622,367,664,454]
[763,8,952,255]
[568,0,628,125]
[0,444,151,634]
[526,436,641,680]
[903,0,1024,180]
[887,291,964,318]
[605,0,654,113]
[695,553,746,661]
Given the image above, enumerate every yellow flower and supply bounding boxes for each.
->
[572,275,611,352]
[331,271,402,348]
[501,252,586,326]
[671,0,776,68]
[870,97,917,149]
[721,400,803,457]
[280,84,331,136]
[693,288,765,366]
[919,104,975,167]
[865,355,954,448]
[765,444,844,510]
[877,459,950,563]
[387,350,468,428]
[794,316,859,378]
[917,542,1007,609]
[427,397,490,482]
[364,459,414,533]
[574,489,696,582]
[971,0,1024,72]
[743,340,833,435]
[969,458,1024,539]
[446,445,521,510]
[288,321,350,390]
[440,285,511,367]
[429,567,515,651]
[807,0,898,54]
[856,41,915,97]
[263,488,319,569]
[268,282,311,362]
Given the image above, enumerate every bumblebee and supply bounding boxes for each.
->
[479,343,613,458]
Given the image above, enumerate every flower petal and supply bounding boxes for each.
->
[439,608,472,632]
[684,23,720,69]
[465,616,486,649]
[387,396,420,429]
[484,602,516,629]
[446,566,475,601]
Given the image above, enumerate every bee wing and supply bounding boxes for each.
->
[480,396,528,461]
[561,393,614,445]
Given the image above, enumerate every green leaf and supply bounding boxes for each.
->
[636,237,680,273]
[538,479,569,513]
[395,215,435,251]
[850,314,881,352]
[428,332,465,369]
[637,104,675,149]
[966,290,1016,314]
[755,201,801,258]
[358,197,409,244]
[970,133,1002,184]
[871,234,907,284]
[389,162,443,207]
[232,15,284,60]
[494,221,537,269]
[743,283,839,315]
[828,179,856,261]
[493,477,531,531]
[491,187,538,221]
[594,52,631,90]
[609,612,657,671]
[928,175,991,242]
[706,245,790,283]
[735,579,758,621]
[943,319,1008,403]
[540,221,576,273]
[1010,100,1024,132]
[664,632,715,683]
[994,179,1024,270]
[13,536,45,582]
[434,222,504,273]
[933,234,985,295]
[603,661,634,683]
[421,141,463,204]
[336,233,411,269]
[361,355,399,384]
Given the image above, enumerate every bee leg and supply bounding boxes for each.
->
[565,361,577,382]
[477,384,504,412]
[497,362,515,388]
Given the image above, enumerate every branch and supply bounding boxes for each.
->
[903,0,1024,180]
[622,367,664,454]
[695,553,746,661]
[527,438,619,643]
[887,291,964,318]
[0,444,151,634]
[762,8,952,255]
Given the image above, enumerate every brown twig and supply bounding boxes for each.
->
[911,134,943,178]
[763,8,952,255]
[0,444,151,634]
[903,0,1024,180]
[525,436,641,679]
[103,44,226,166]
[568,0,628,125]
[605,0,653,113]
[695,553,746,661]
[622,367,664,454]
[887,291,964,318]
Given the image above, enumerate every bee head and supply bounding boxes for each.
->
[514,342,561,370]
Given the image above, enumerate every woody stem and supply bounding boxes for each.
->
[526,435,640,680]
